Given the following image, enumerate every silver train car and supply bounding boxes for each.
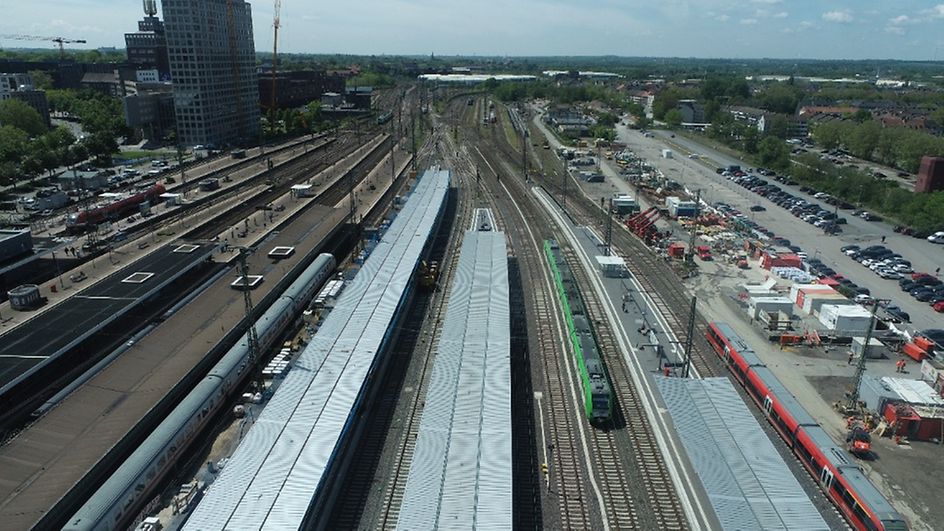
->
[63,253,337,531]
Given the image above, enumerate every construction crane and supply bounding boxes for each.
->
[270,0,282,112]
[0,34,87,60]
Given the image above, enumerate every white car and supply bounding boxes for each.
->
[894,264,913,273]
[928,231,944,244]
[861,259,875,267]
[879,269,902,280]
[854,294,874,304]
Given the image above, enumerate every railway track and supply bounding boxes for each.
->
[562,245,687,530]
[468,99,699,530]
[372,133,477,531]
[462,112,597,529]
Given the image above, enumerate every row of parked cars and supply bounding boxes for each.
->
[726,173,849,234]
[841,244,944,313]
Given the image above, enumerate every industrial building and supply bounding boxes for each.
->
[162,0,260,147]
[257,70,345,109]
[915,156,944,194]
[0,229,33,265]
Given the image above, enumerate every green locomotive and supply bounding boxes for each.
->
[544,239,613,422]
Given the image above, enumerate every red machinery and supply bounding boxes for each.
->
[847,426,872,456]
[706,322,907,531]
[625,207,663,244]
[67,183,166,231]
[695,245,712,261]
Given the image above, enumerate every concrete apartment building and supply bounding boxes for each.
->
[0,73,51,128]
[161,0,260,147]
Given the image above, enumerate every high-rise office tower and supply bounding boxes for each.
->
[161,0,260,147]
[125,0,171,80]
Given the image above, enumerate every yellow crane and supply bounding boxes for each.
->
[0,34,87,60]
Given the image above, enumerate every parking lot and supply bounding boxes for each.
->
[618,126,944,332]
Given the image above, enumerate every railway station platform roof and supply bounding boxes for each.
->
[396,229,511,530]
[0,242,218,393]
[655,377,829,531]
[184,168,450,530]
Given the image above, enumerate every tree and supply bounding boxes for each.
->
[812,121,843,150]
[0,125,29,163]
[766,114,790,140]
[0,99,46,136]
[664,109,683,126]
[757,137,790,170]
[27,70,54,90]
[847,120,881,159]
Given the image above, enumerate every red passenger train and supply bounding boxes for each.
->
[706,321,907,531]
[66,183,166,232]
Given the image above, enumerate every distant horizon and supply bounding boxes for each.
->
[3,47,944,67]
[3,1,944,62]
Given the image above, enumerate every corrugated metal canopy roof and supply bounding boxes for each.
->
[656,377,829,531]
[396,230,511,530]
[184,169,450,531]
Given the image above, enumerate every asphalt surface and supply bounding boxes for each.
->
[0,242,217,389]
[620,126,944,332]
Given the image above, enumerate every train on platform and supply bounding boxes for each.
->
[63,253,337,531]
[66,183,166,232]
[706,321,908,531]
[545,239,612,422]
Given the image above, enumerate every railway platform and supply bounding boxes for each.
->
[396,228,511,530]
[0,241,218,392]
[183,168,450,531]
[0,202,347,530]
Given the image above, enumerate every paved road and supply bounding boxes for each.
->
[614,125,944,333]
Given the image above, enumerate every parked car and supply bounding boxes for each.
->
[928,231,944,244]
[934,301,944,313]
[749,205,766,212]
[885,306,911,323]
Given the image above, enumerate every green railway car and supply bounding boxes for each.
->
[544,239,613,422]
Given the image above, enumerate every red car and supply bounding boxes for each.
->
[913,272,933,281]
[934,300,944,313]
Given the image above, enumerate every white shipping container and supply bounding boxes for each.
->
[661,149,673,159]
[819,304,872,334]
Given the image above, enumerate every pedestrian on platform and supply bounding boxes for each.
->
[881,235,886,243]
[663,366,671,377]
[847,352,854,365]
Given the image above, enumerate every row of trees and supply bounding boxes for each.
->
[0,87,128,187]
[262,102,330,138]
[811,120,944,173]
[0,99,91,186]
[790,153,944,233]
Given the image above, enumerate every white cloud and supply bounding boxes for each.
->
[889,15,911,25]
[740,18,758,25]
[715,14,730,22]
[750,0,782,4]
[772,11,788,19]
[822,10,853,23]
[885,26,905,35]
[924,4,944,18]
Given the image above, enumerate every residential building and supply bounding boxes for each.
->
[162,0,260,147]
[125,0,171,80]
[0,73,50,128]
[676,99,706,124]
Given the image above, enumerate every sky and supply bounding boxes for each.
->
[3,0,944,61]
